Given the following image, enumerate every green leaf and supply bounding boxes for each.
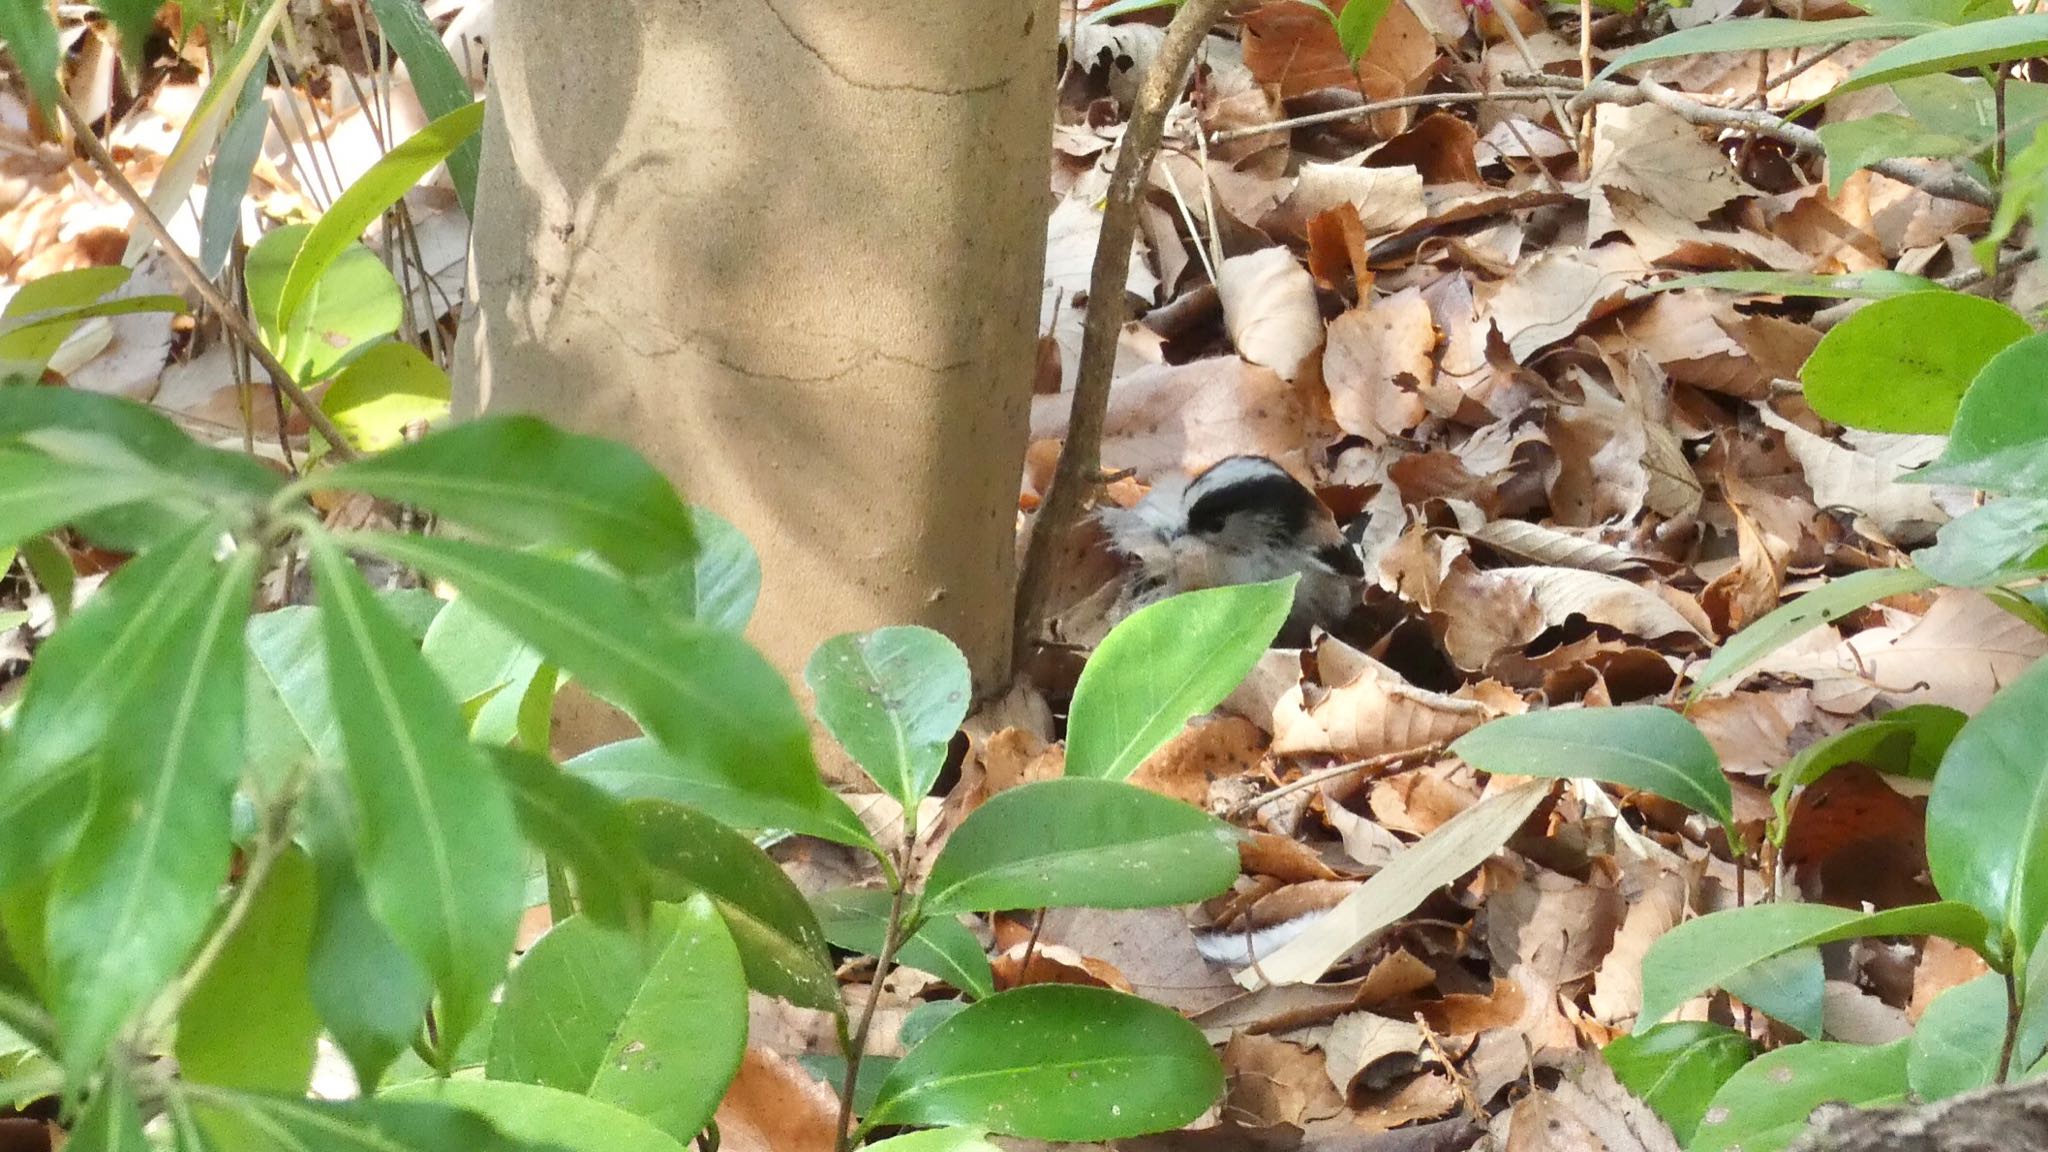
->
[487,747,651,935]
[244,224,402,382]
[812,888,995,1000]
[1636,902,1992,1033]
[177,1089,538,1152]
[1908,972,2005,1102]
[644,508,760,633]
[303,794,432,1089]
[1336,0,1396,59]
[1819,115,1976,194]
[246,606,346,773]
[565,737,871,849]
[66,1068,148,1152]
[1981,123,2048,269]
[383,1079,688,1152]
[1800,293,2028,434]
[860,1131,1003,1152]
[488,899,744,1142]
[1648,270,1942,300]
[91,0,159,80]
[805,626,971,808]
[421,593,542,747]
[0,521,226,889]
[1066,578,1294,780]
[362,0,481,217]
[352,533,871,850]
[198,65,271,279]
[1721,947,1824,1038]
[1449,705,1735,837]
[277,101,486,333]
[320,341,451,452]
[866,985,1223,1141]
[1602,1023,1752,1146]
[1910,332,2048,494]
[923,778,1240,914]
[1913,498,2048,586]
[0,0,60,121]
[1771,705,1964,831]
[1689,567,1938,697]
[0,449,184,552]
[311,416,695,575]
[176,848,321,1094]
[1689,1040,1908,1152]
[1598,17,1938,80]
[20,535,74,625]
[900,999,972,1048]
[309,534,523,1059]
[1835,14,2048,98]
[0,267,148,379]
[1927,655,2048,967]
[629,800,840,1011]
[47,543,257,1073]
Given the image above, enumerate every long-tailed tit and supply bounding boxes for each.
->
[1097,455,1365,632]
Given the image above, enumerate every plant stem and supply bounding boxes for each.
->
[1011,0,1234,674]
[52,88,361,462]
[835,837,917,1152]
[2000,965,2022,1082]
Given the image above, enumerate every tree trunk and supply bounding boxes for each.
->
[457,0,1052,748]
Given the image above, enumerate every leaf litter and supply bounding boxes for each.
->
[0,0,2035,1147]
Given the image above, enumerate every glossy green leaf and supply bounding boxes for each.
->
[198,65,271,279]
[1648,270,1941,299]
[1927,655,2048,967]
[47,543,256,1073]
[320,341,451,452]
[1771,705,1964,831]
[1689,1040,1908,1152]
[1336,0,1395,59]
[1855,0,2010,22]
[312,416,695,574]
[176,848,321,1094]
[20,535,73,625]
[488,747,650,935]
[0,387,282,516]
[310,534,523,1059]
[246,606,346,777]
[1801,293,2028,434]
[1602,1022,1752,1145]
[121,0,289,267]
[1981,123,2048,269]
[278,101,486,332]
[1450,705,1734,836]
[0,450,182,552]
[0,0,60,120]
[867,985,1223,1140]
[900,998,972,1048]
[1836,14,2048,98]
[812,888,995,1000]
[303,792,432,1089]
[1689,567,1938,696]
[1067,578,1294,780]
[1636,902,1991,1033]
[245,224,402,382]
[384,1079,687,1152]
[1911,332,2048,494]
[644,507,760,632]
[806,626,971,807]
[1913,498,2048,586]
[923,778,1240,914]
[1722,947,1824,1038]
[0,267,134,378]
[421,594,542,747]
[1908,972,2005,1102]
[1599,16,1937,79]
[362,0,480,216]
[1819,115,1976,194]
[0,520,226,889]
[565,737,870,849]
[66,1069,147,1152]
[860,1131,1003,1152]
[488,899,743,1142]
[177,1088,536,1152]
[629,800,840,1011]
[353,533,870,849]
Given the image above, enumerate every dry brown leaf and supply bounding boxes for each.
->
[1497,1059,1682,1152]
[1219,247,1323,381]
[1029,356,1313,482]
[711,1047,838,1152]
[1130,715,1268,808]
[1757,404,1953,544]
[1759,590,2048,714]
[1372,113,1484,185]
[1322,287,1438,443]
[1686,689,1818,779]
[1605,187,1812,271]
[1272,635,1510,759]
[1487,246,1648,362]
[1041,905,1242,1015]
[1325,1012,1429,1100]
[992,938,1132,992]
[1243,830,1347,883]
[1222,1032,1349,1131]
[1589,858,1693,1025]
[1287,162,1430,235]
[1582,103,1746,242]
[1481,861,1625,992]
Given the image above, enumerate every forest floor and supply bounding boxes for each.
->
[2,1,2037,1149]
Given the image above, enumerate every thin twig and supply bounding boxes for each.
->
[1013,0,1234,672]
[55,89,361,460]
[1210,88,1556,145]
[835,833,918,1152]
[1229,744,1442,820]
